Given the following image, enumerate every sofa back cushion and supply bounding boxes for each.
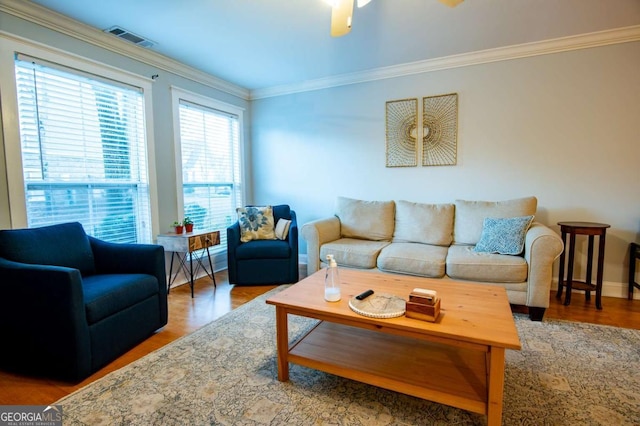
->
[453,196,538,245]
[0,222,96,275]
[393,200,454,246]
[272,204,291,222]
[335,197,395,241]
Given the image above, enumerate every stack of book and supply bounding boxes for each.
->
[405,288,441,322]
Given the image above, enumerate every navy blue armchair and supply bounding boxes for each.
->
[227,204,299,285]
[0,222,167,382]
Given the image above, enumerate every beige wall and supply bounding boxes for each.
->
[250,41,640,298]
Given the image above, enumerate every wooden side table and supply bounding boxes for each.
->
[157,230,220,298]
[630,242,640,300]
[556,222,610,309]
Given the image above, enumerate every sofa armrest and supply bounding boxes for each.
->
[301,216,341,274]
[0,257,92,380]
[523,222,564,308]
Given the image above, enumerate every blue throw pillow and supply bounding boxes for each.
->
[474,215,534,255]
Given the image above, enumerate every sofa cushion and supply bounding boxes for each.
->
[236,239,291,260]
[237,206,276,242]
[336,197,395,241]
[378,242,448,278]
[393,200,454,246]
[474,215,534,255]
[0,222,96,276]
[83,273,159,324]
[446,245,528,283]
[453,197,537,245]
[320,238,390,269]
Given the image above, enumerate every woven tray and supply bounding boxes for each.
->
[348,293,406,319]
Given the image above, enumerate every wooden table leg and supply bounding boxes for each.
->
[556,230,567,299]
[630,243,639,300]
[486,346,506,426]
[585,235,594,302]
[596,232,606,310]
[564,232,576,306]
[275,306,290,382]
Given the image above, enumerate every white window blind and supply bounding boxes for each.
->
[178,100,242,252]
[14,56,152,243]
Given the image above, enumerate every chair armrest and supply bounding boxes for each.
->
[89,237,167,323]
[288,210,299,264]
[226,222,242,283]
[89,237,166,287]
[523,222,564,308]
[227,222,242,250]
[301,216,342,274]
[0,257,91,380]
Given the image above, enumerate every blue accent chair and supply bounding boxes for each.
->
[227,204,299,285]
[0,222,167,382]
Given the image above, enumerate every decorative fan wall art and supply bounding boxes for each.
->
[385,98,418,167]
[422,93,458,166]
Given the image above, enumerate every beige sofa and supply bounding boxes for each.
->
[301,196,564,321]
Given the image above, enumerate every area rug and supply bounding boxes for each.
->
[56,286,640,425]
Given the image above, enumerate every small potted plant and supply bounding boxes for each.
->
[172,221,184,234]
[183,217,194,233]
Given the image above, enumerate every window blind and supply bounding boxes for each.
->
[178,100,243,252]
[14,57,152,243]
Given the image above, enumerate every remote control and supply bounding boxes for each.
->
[355,289,374,300]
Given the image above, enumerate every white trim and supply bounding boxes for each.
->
[169,85,247,218]
[166,251,227,289]
[601,280,640,300]
[551,278,638,301]
[0,0,249,100]
[251,25,640,99]
[170,86,246,115]
[0,35,160,239]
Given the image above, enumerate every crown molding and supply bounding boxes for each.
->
[0,0,250,100]
[2,1,638,102]
[250,25,640,100]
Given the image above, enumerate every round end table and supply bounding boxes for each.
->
[556,221,610,309]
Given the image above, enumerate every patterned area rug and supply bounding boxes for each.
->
[57,286,640,425]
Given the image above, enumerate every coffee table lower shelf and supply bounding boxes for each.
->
[287,320,489,416]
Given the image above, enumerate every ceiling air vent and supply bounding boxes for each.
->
[104,26,155,48]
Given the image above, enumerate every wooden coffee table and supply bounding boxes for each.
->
[266,269,521,426]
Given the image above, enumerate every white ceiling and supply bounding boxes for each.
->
[26,0,640,91]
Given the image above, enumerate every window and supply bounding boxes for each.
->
[14,55,152,243]
[174,91,244,253]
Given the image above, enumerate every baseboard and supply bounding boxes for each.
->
[168,254,309,288]
[166,251,227,288]
[170,255,639,301]
[552,278,638,300]
[595,280,638,300]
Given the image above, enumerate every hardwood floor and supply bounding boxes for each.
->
[2,267,639,405]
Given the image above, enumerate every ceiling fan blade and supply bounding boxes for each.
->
[438,0,464,7]
[331,0,354,37]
